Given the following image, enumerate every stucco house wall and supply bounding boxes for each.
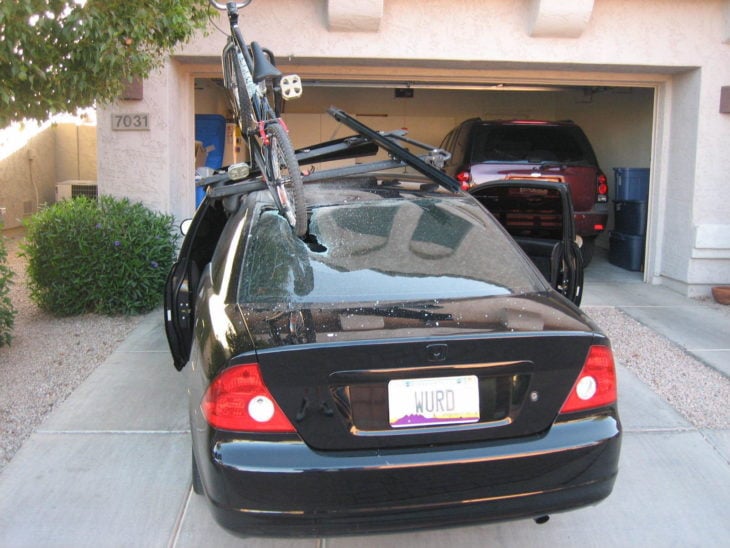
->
[55,123,97,183]
[97,0,730,297]
[0,120,96,229]
[0,115,97,229]
[0,126,55,228]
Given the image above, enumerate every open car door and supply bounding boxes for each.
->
[164,256,197,371]
[164,199,227,370]
[469,180,584,306]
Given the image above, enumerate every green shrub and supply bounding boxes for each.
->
[22,196,179,316]
[0,221,16,346]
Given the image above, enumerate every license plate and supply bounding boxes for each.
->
[388,375,480,428]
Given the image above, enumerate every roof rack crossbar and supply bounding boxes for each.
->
[208,179,267,199]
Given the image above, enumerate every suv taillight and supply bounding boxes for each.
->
[201,363,296,432]
[596,172,608,202]
[559,345,617,414]
[456,170,472,190]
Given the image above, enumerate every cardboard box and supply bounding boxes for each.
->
[195,140,214,168]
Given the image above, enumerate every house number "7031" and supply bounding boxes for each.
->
[112,113,150,131]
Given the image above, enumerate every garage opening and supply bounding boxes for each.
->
[194,77,654,276]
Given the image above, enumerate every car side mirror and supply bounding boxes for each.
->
[180,218,193,236]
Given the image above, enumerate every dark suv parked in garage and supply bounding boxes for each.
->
[440,119,609,265]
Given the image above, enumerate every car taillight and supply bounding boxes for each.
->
[201,363,295,432]
[596,173,608,202]
[456,170,472,191]
[559,345,617,414]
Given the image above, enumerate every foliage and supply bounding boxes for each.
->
[22,196,178,316]
[0,221,16,346]
[0,0,211,126]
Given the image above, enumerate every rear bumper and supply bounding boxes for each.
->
[575,206,609,237]
[194,412,621,537]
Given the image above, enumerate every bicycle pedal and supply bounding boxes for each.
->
[280,74,303,101]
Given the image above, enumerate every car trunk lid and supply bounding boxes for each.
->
[243,295,602,451]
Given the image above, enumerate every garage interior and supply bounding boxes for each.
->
[194,75,654,273]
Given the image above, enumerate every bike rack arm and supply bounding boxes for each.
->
[327,107,462,193]
[383,133,451,169]
[295,135,378,164]
[302,159,405,183]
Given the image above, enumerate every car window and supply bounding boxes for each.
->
[470,125,597,165]
[238,196,544,305]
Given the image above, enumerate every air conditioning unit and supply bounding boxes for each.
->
[56,180,98,201]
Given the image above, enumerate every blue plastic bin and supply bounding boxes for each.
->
[609,231,644,271]
[195,114,227,169]
[613,168,650,201]
[614,200,648,236]
[195,186,206,208]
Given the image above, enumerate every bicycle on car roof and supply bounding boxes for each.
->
[208,0,307,236]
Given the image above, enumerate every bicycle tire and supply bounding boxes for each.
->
[264,122,307,237]
[223,44,255,133]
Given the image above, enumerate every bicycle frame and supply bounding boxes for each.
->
[217,2,280,127]
[209,0,307,237]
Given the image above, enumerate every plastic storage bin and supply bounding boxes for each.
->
[614,200,647,235]
[195,114,227,169]
[609,231,644,271]
[614,168,650,201]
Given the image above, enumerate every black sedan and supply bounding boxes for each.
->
[164,109,620,537]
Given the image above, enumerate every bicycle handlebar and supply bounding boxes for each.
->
[209,0,253,10]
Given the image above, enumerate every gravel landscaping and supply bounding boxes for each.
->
[1,230,728,475]
[0,231,143,473]
[585,306,730,429]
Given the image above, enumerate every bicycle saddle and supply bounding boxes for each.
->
[251,42,282,82]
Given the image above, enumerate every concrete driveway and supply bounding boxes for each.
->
[1,257,728,547]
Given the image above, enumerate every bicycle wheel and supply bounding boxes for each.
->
[223,43,255,133]
[264,122,307,237]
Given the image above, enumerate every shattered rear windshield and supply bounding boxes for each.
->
[238,195,542,305]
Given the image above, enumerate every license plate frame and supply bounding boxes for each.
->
[388,375,480,428]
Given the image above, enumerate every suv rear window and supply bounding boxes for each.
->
[238,196,543,304]
[470,124,597,165]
